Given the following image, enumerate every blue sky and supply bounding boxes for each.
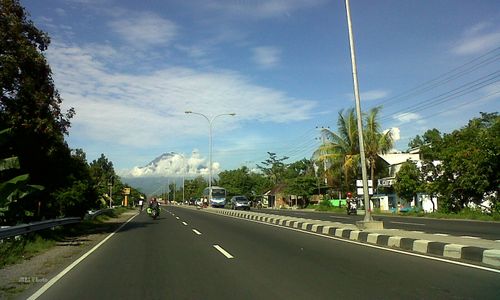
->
[22,0,500,176]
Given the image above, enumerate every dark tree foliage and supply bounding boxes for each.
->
[434,112,499,212]
[218,166,272,199]
[256,152,289,184]
[0,1,97,223]
[394,160,421,203]
[406,112,499,214]
[183,176,207,200]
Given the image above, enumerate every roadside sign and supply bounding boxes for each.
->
[357,187,373,195]
[356,180,373,187]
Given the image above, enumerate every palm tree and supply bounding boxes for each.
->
[313,108,360,194]
[313,106,393,194]
[364,106,393,187]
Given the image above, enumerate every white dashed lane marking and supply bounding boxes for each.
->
[214,245,234,259]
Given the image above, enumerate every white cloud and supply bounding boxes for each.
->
[124,151,217,178]
[385,127,400,141]
[252,46,281,69]
[47,41,316,148]
[393,112,421,123]
[360,89,389,101]
[108,12,178,47]
[346,89,389,102]
[204,0,326,18]
[452,23,500,55]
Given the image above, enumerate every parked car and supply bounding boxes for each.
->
[230,196,251,210]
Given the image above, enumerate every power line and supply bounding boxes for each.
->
[381,71,500,121]
[370,46,500,108]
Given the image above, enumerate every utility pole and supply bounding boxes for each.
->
[344,0,382,228]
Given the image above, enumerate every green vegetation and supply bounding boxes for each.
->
[0,235,55,267]
[399,112,499,215]
[0,207,132,268]
[0,1,143,226]
[313,106,392,196]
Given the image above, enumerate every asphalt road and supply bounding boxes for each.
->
[256,209,500,240]
[32,206,500,300]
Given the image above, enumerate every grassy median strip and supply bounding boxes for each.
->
[0,207,133,269]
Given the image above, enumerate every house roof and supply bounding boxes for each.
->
[378,153,420,166]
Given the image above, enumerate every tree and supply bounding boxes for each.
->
[364,106,393,187]
[285,176,317,208]
[434,112,499,212]
[408,128,442,160]
[418,160,440,212]
[284,159,315,179]
[256,152,289,185]
[0,128,44,221]
[89,154,118,205]
[184,176,207,200]
[313,108,360,194]
[218,166,272,199]
[394,161,421,204]
[0,1,102,222]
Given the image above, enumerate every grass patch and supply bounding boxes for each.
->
[423,209,500,221]
[313,201,346,213]
[0,235,55,268]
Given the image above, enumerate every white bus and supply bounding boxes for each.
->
[202,186,227,208]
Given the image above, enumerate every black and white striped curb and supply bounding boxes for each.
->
[206,208,500,268]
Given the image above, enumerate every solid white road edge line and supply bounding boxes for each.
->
[390,221,426,226]
[213,245,234,259]
[214,211,500,274]
[27,212,140,300]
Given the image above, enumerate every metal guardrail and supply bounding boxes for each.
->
[84,208,114,220]
[0,208,118,240]
[0,217,81,240]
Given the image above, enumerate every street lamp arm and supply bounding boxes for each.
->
[185,110,236,208]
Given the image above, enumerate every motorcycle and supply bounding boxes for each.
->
[147,206,160,219]
[346,200,357,215]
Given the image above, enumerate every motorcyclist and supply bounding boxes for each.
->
[148,198,160,215]
[346,192,357,215]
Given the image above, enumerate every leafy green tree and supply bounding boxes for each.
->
[394,160,421,204]
[284,159,315,179]
[364,106,393,186]
[218,166,272,199]
[0,1,100,222]
[408,128,442,160]
[218,166,253,197]
[0,129,44,221]
[434,112,499,212]
[285,176,317,207]
[418,160,440,212]
[184,176,207,200]
[257,152,289,185]
[313,108,359,193]
[89,154,116,201]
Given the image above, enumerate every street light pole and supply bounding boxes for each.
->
[185,111,235,206]
[345,0,372,222]
[178,153,186,203]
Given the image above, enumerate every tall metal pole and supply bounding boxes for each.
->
[345,0,372,222]
[185,111,235,207]
[179,153,186,203]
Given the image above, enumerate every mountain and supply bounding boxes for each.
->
[120,151,215,195]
